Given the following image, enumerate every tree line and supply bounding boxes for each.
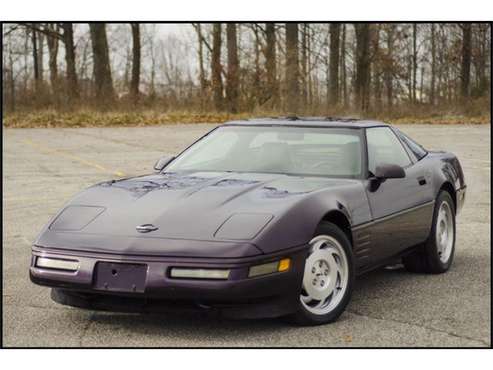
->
[2,23,491,117]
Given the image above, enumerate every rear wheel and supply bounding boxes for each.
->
[287,222,354,325]
[403,191,456,273]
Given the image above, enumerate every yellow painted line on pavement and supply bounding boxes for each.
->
[21,236,33,247]
[22,139,126,177]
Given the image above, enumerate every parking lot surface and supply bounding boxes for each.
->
[2,123,491,347]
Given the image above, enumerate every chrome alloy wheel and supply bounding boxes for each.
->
[436,201,454,264]
[300,235,349,315]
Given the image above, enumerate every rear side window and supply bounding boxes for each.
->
[366,127,412,174]
[394,128,428,161]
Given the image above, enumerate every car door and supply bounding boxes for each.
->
[362,126,434,263]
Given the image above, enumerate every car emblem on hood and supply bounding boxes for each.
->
[136,224,159,233]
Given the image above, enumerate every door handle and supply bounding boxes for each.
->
[417,177,427,186]
[136,224,159,233]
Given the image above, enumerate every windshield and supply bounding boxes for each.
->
[166,126,363,178]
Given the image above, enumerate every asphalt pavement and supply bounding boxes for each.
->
[2,123,491,347]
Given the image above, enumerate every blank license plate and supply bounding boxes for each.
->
[94,262,147,293]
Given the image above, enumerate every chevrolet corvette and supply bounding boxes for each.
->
[30,117,466,325]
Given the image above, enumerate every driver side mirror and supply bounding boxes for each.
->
[374,164,406,179]
[154,155,175,172]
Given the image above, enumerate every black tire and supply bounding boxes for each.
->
[286,221,355,326]
[403,191,456,274]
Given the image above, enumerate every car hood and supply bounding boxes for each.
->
[36,171,358,257]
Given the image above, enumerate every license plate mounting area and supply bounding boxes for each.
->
[94,262,147,293]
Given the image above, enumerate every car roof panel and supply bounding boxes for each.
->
[223,117,390,129]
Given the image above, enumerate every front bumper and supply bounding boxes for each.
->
[30,245,308,319]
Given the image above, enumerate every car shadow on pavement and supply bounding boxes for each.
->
[78,266,424,340]
[83,309,295,346]
[88,307,290,331]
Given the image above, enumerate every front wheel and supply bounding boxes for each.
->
[287,222,354,326]
[403,191,456,274]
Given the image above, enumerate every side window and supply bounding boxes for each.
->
[366,127,412,174]
[394,129,428,161]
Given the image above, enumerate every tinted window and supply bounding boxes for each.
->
[366,127,412,174]
[166,126,363,178]
[394,128,427,160]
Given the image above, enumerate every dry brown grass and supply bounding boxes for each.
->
[2,108,490,128]
[388,115,490,125]
[2,110,250,128]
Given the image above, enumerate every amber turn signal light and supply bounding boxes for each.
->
[278,258,291,272]
[248,258,291,278]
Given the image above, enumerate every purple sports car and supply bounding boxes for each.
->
[30,117,466,325]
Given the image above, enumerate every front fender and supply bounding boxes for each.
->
[251,183,371,254]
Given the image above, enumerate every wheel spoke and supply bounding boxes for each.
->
[312,296,329,310]
[310,239,324,253]
[300,294,312,303]
[334,256,345,282]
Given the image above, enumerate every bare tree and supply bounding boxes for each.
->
[301,24,308,107]
[3,33,17,111]
[412,24,418,104]
[306,26,314,107]
[460,23,472,98]
[61,23,79,100]
[211,23,223,111]
[89,23,115,103]
[130,23,141,102]
[226,24,239,113]
[329,23,340,106]
[372,25,382,110]
[477,24,490,96]
[419,64,425,104]
[285,23,300,114]
[147,27,157,99]
[30,25,41,95]
[430,23,437,105]
[265,23,278,109]
[340,24,348,108]
[37,29,44,84]
[478,24,490,96]
[45,23,59,97]
[354,23,371,113]
[192,23,208,104]
[250,23,262,106]
[383,24,396,109]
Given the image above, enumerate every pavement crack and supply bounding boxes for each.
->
[347,309,490,346]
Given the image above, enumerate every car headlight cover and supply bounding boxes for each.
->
[248,258,290,278]
[49,205,105,231]
[170,268,230,280]
[214,213,273,240]
[36,257,79,271]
